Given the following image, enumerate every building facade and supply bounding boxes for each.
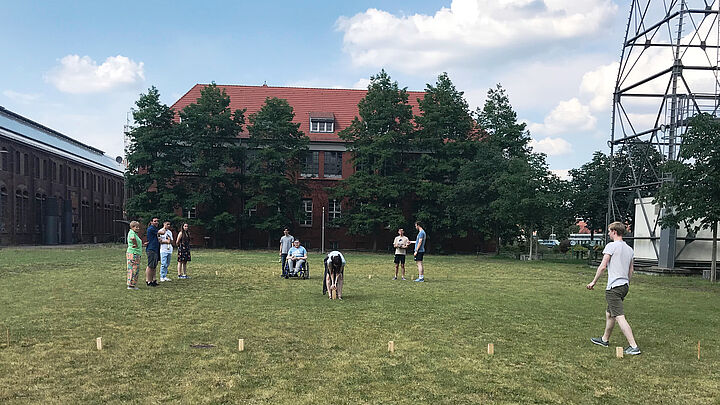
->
[0,106,125,245]
[172,84,491,252]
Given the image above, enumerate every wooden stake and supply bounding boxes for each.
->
[215,271,219,276]
[368,274,372,279]
[96,337,103,350]
[487,343,494,355]
[388,341,394,353]
[238,339,244,351]
[698,340,700,360]
[616,347,623,358]
[332,290,337,300]
[6,327,9,348]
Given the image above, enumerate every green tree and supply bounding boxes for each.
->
[125,86,182,223]
[412,73,478,250]
[178,83,246,247]
[246,97,309,248]
[335,70,414,251]
[656,113,720,281]
[569,151,610,241]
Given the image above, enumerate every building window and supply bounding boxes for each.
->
[34,193,47,233]
[15,151,20,174]
[301,151,319,178]
[0,148,7,171]
[329,199,341,226]
[324,152,343,178]
[310,119,334,133]
[0,185,7,232]
[330,241,339,250]
[15,188,29,233]
[247,206,257,217]
[185,207,197,219]
[301,199,313,227]
[52,162,57,182]
[59,164,65,184]
[23,154,29,176]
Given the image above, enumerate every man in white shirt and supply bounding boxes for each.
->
[392,228,410,280]
[159,221,174,282]
[324,250,346,299]
[586,221,641,355]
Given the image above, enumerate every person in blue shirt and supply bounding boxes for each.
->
[286,239,308,277]
[411,221,427,282]
[143,217,166,287]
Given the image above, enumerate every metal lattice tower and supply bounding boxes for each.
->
[609,0,720,269]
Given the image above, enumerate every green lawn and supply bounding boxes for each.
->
[0,246,718,404]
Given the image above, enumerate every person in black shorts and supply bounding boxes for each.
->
[392,228,410,280]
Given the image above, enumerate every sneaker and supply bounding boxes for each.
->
[127,285,139,290]
[150,281,158,287]
[164,277,172,282]
[401,277,406,280]
[414,278,424,282]
[158,278,165,282]
[591,337,609,347]
[624,346,641,355]
[392,277,397,280]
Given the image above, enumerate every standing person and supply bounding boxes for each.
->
[586,221,641,355]
[323,250,346,299]
[144,217,163,287]
[279,228,294,277]
[411,221,427,282]
[158,221,174,282]
[285,239,307,277]
[392,228,410,280]
[176,223,191,279]
[126,221,142,290]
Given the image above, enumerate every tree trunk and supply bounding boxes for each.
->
[711,221,717,283]
[267,232,272,249]
[372,235,377,252]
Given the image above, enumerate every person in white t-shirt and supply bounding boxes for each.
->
[158,221,174,282]
[586,221,641,355]
[392,228,410,280]
[323,251,346,299]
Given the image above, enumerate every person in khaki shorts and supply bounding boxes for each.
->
[586,221,641,355]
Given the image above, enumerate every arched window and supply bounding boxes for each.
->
[15,188,29,233]
[0,185,7,232]
[35,192,47,233]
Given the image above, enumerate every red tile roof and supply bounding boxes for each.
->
[170,84,426,142]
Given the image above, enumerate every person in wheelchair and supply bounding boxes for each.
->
[323,250,346,299]
[285,239,308,277]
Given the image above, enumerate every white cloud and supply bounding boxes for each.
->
[45,55,145,94]
[529,137,573,156]
[352,78,371,89]
[579,62,618,112]
[336,0,618,73]
[2,90,41,104]
[550,169,571,180]
[528,98,597,136]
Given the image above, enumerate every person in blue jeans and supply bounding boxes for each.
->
[158,221,174,282]
[412,221,427,282]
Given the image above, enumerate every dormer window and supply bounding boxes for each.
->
[309,112,335,133]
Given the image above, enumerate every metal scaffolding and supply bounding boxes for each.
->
[609,0,720,269]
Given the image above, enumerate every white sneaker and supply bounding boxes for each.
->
[164,277,172,282]
[158,278,165,282]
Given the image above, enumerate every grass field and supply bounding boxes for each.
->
[1,246,719,404]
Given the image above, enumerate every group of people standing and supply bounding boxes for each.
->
[126,217,192,290]
[391,222,427,282]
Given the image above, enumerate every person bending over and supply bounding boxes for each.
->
[323,250,346,300]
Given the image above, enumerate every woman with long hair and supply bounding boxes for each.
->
[176,223,191,279]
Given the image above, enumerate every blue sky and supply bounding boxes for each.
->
[1,0,633,175]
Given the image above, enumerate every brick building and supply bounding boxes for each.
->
[171,84,426,251]
[0,106,125,245]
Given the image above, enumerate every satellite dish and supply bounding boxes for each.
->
[116,156,123,164]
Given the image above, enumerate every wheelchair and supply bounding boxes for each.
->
[283,258,309,279]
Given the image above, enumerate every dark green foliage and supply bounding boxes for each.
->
[335,70,414,250]
[412,73,478,247]
[125,86,183,224]
[246,97,309,246]
[177,83,246,246]
[569,151,610,239]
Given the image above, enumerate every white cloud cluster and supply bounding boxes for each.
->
[529,136,573,156]
[529,98,596,136]
[336,0,618,72]
[45,55,145,94]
